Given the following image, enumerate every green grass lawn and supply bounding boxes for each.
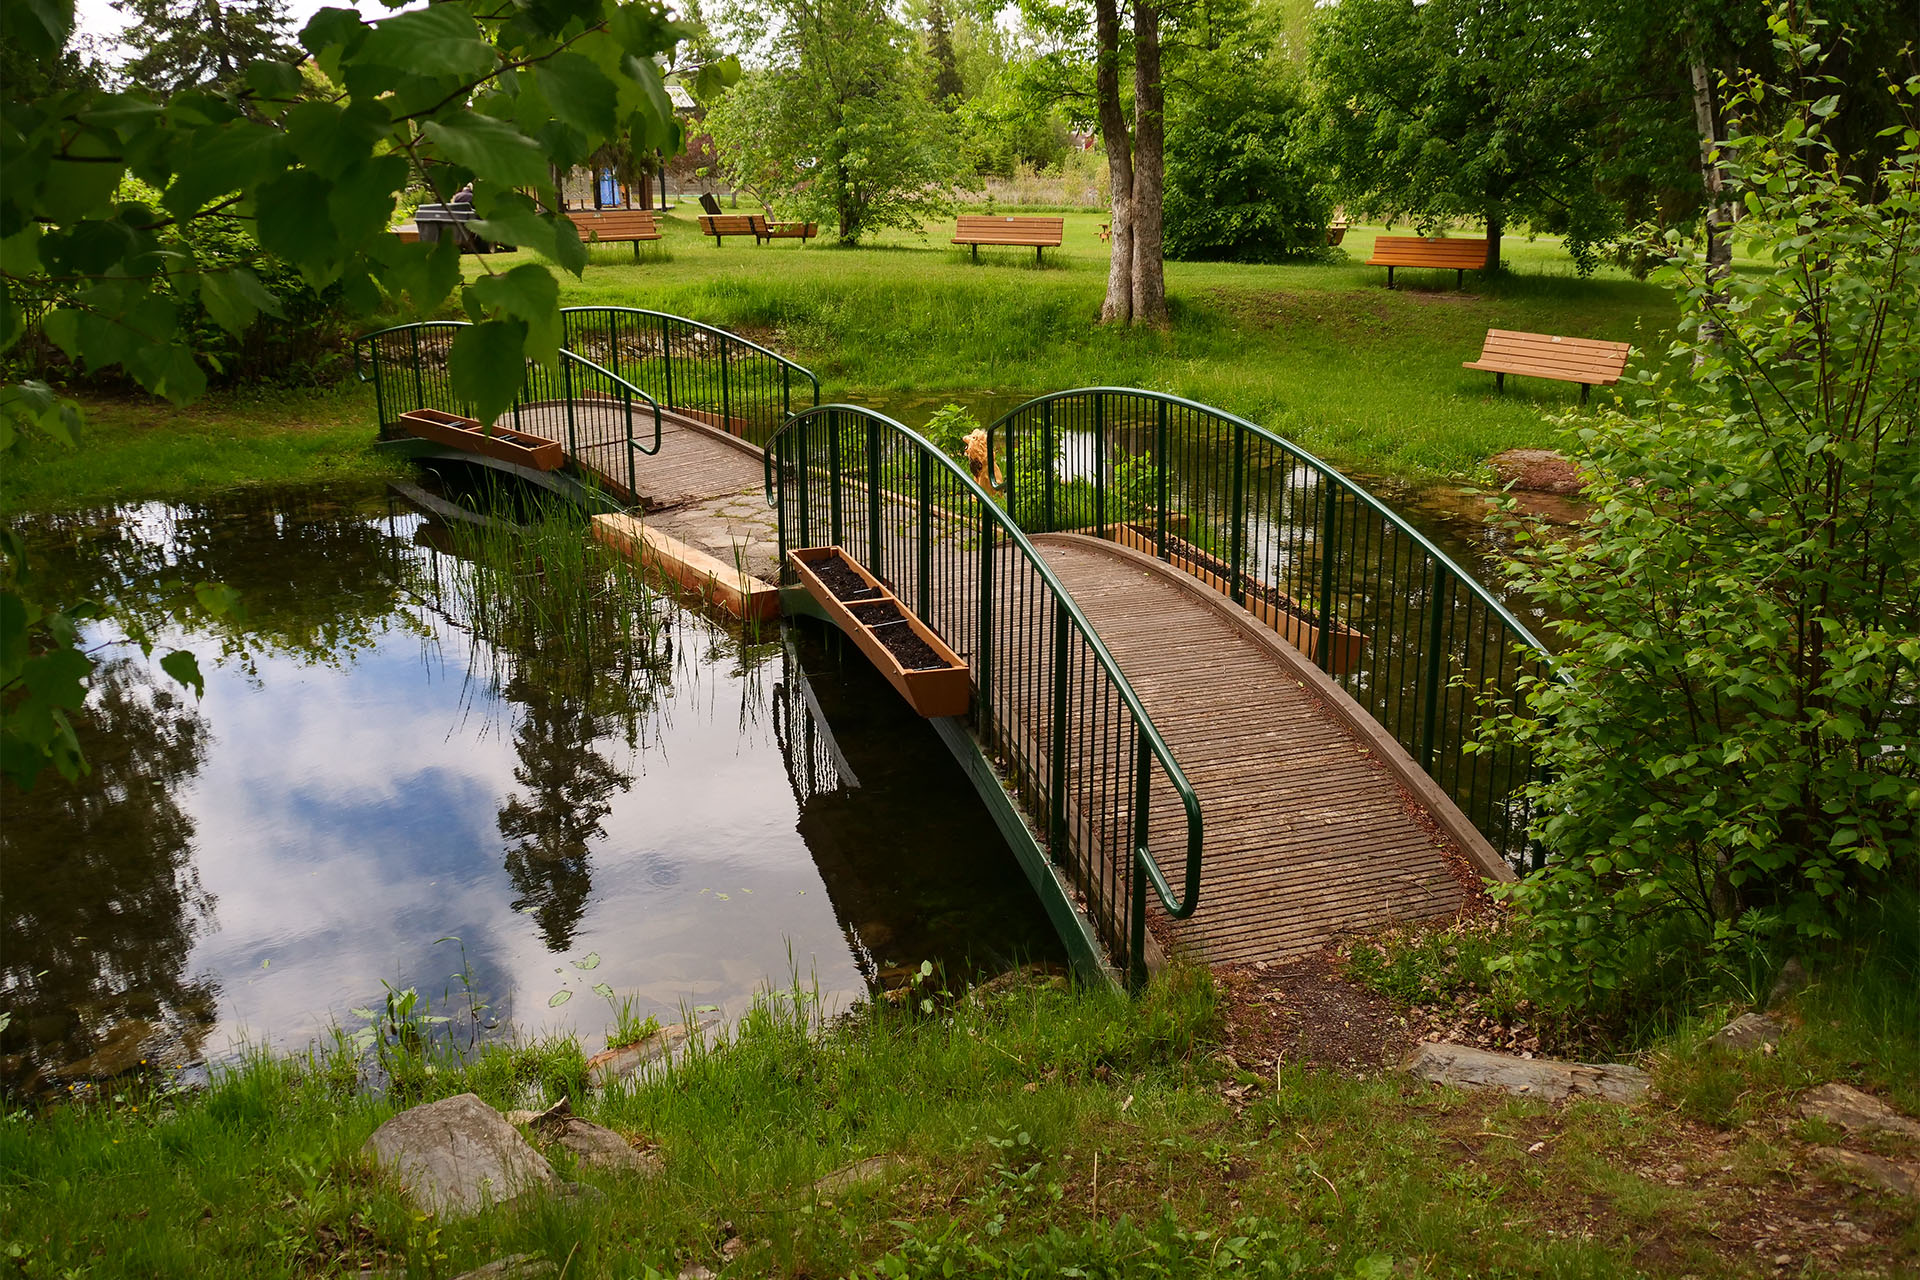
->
[489,208,1695,482]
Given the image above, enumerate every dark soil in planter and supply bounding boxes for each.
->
[811,552,884,602]
[868,621,951,672]
[848,600,904,625]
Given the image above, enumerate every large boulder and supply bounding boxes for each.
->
[1403,1042,1649,1104]
[364,1093,558,1217]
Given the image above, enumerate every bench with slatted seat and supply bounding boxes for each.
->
[750,215,818,242]
[1366,235,1489,289]
[698,213,766,246]
[952,215,1065,264]
[1463,329,1631,404]
[566,209,661,258]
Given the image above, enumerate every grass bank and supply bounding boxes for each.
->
[508,212,1690,482]
[4,957,1913,1278]
[0,383,406,515]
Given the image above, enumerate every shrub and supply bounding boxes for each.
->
[1482,65,1920,1016]
[1163,67,1331,264]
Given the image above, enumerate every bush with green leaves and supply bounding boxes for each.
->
[1163,65,1330,264]
[1483,62,1919,1015]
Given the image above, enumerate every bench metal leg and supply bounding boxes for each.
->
[1035,245,1043,265]
[1495,372,1505,393]
[1581,383,1591,406]
[1386,266,1395,289]
[972,243,978,261]
[1456,268,1463,289]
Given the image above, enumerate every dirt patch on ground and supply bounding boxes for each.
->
[1216,951,1418,1074]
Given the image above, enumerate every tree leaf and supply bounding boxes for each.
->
[422,114,549,189]
[467,264,559,364]
[448,319,527,425]
[548,989,573,1007]
[158,648,203,697]
[591,982,615,999]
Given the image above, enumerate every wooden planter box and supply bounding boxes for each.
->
[789,546,973,718]
[398,407,564,471]
[1109,522,1367,674]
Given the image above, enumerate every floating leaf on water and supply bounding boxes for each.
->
[259,959,271,969]
[349,1007,378,1020]
[573,952,601,970]
[693,1004,719,1013]
[549,990,573,1008]
[592,982,615,1000]
[715,893,730,901]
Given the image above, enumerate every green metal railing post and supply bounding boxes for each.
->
[795,416,811,552]
[866,417,882,570]
[562,358,579,455]
[1419,561,1449,772]
[659,314,674,409]
[1154,399,1170,559]
[976,502,995,732]
[1093,395,1107,534]
[1049,595,1070,861]
[1003,415,1017,528]
[1129,724,1150,991]
[408,327,424,411]
[1042,400,1055,531]
[1228,423,1247,606]
[827,410,843,546]
[369,341,388,426]
[1315,480,1339,671]
[623,385,636,496]
[917,452,933,619]
[774,430,788,567]
[719,341,732,433]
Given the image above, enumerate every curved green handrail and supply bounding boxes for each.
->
[985,386,1553,660]
[763,403,1205,936]
[351,320,664,458]
[559,305,823,407]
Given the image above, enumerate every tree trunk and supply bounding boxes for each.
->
[1690,58,1733,344]
[1128,0,1168,327]
[1484,207,1503,274]
[1093,0,1134,325]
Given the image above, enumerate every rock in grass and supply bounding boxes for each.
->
[1403,1042,1649,1103]
[1710,1012,1783,1051]
[512,1097,662,1176]
[364,1093,557,1217]
[1801,1083,1920,1140]
[814,1153,907,1195]
[1813,1147,1920,1199]
[586,1021,698,1087]
[453,1256,559,1279]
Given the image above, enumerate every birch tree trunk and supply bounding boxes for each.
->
[1690,58,1732,344]
[1094,0,1134,324]
[1129,0,1168,327]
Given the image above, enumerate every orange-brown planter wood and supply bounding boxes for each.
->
[1107,523,1366,674]
[789,546,973,718]
[398,408,564,471]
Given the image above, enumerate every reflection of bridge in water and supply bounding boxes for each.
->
[357,312,1553,988]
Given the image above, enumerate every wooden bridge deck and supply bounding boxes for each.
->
[482,401,1501,965]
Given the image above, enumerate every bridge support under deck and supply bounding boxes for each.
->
[782,587,1127,991]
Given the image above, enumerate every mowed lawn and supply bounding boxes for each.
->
[480,208,1695,481]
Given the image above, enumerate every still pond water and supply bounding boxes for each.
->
[0,485,1061,1097]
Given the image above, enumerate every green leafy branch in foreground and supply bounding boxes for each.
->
[1481,44,1920,1013]
[0,0,739,787]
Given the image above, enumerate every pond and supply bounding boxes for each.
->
[0,484,1062,1099]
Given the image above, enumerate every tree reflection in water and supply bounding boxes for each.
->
[0,659,219,1095]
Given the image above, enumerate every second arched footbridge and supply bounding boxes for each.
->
[355,315,1553,987]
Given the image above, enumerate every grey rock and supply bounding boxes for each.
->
[1813,1146,1919,1199]
[1766,957,1810,1009]
[453,1256,559,1280]
[508,1096,662,1175]
[814,1153,908,1195]
[1403,1042,1649,1104]
[364,1092,557,1217]
[1801,1083,1920,1140]
[676,1267,717,1280]
[1710,1012,1783,1051]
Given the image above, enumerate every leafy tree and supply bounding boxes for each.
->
[1309,0,1616,273]
[1162,44,1327,262]
[1,0,731,789]
[1483,66,1919,1013]
[703,0,958,244]
[925,0,964,105]
[113,0,300,96]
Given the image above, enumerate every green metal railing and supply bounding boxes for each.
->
[988,388,1554,871]
[764,405,1203,987]
[559,307,820,447]
[354,321,664,497]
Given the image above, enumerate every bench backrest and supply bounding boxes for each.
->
[699,214,760,235]
[568,209,658,238]
[954,215,1065,245]
[698,192,725,216]
[1476,329,1631,380]
[1368,236,1489,268]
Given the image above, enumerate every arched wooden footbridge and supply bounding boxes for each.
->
[356,312,1552,987]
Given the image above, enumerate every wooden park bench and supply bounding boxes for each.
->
[1366,236,1489,289]
[953,215,1065,264]
[751,215,818,242]
[698,213,767,246]
[566,209,661,258]
[1463,329,1631,404]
